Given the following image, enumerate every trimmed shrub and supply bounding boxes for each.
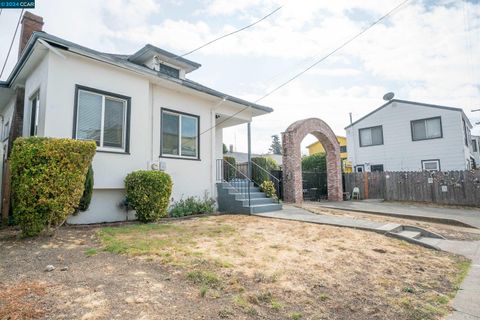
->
[260,180,277,199]
[223,156,236,181]
[124,170,172,222]
[251,157,278,186]
[169,195,216,218]
[77,164,94,212]
[10,137,96,236]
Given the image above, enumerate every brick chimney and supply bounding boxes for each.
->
[18,11,44,59]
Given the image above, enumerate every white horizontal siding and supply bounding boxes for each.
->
[347,101,467,171]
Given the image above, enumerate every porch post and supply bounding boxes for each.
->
[247,122,252,179]
[247,122,252,207]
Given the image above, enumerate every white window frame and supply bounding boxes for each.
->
[29,91,40,136]
[161,109,199,160]
[421,159,440,172]
[75,88,128,153]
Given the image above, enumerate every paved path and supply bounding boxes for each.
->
[254,205,480,319]
[314,200,480,228]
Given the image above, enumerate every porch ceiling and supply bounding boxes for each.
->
[215,112,250,128]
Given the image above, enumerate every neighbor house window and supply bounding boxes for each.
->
[74,86,130,152]
[421,159,440,172]
[340,145,347,153]
[473,140,478,152]
[359,126,383,147]
[161,109,199,159]
[411,117,442,141]
[463,119,471,146]
[29,91,40,136]
[371,164,384,172]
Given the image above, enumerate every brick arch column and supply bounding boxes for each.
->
[281,118,343,203]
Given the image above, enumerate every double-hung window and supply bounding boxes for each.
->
[29,91,40,136]
[411,117,442,141]
[161,109,199,159]
[74,86,130,153]
[359,126,383,147]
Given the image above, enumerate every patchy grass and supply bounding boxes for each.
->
[92,215,469,319]
[0,282,47,319]
[84,248,98,257]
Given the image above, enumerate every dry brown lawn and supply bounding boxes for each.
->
[0,215,470,320]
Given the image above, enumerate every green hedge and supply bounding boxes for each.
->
[77,164,94,212]
[223,156,236,181]
[251,157,278,186]
[10,137,96,236]
[125,170,172,222]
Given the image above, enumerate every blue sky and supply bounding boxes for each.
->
[1,0,479,153]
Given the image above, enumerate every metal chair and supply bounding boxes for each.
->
[352,187,360,200]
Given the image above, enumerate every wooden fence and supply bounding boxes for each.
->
[344,171,480,207]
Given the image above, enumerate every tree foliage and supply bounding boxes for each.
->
[269,135,282,155]
[301,153,326,172]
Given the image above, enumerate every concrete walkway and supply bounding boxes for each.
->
[254,205,480,319]
[314,200,480,228]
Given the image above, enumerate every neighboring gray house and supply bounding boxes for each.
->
[346,99,475,172]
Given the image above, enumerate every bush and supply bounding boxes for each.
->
[251,157,278,186]
[10,137,96,236]
[77,164,94,212]
[223,156,236,181]
[169,195,216,218]
[260,181,277,199]
[124,170,172,222]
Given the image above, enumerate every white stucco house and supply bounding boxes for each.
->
[0,13,275,223]
[346,99,475,172]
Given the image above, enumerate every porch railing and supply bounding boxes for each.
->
[217,159,281,204]
[216,159,251,207]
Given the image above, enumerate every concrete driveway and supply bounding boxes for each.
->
[315,200,480,229]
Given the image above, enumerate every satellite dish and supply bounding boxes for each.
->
[383,92,395,101]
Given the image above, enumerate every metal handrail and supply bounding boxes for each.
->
[251,161,280,183]
[217,159,251,207]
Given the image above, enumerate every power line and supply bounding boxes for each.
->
[0,9,24,78]
[199,0,411,137]
[178,6,282,58]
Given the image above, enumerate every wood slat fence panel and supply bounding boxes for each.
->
[344,170,480,207]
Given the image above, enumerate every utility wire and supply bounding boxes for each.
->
[0,9,24,78]
[178,6,282,58]
[199,0,411,137]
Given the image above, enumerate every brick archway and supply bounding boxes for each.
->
[281,118,343,203]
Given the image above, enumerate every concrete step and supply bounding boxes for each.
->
[248,203,283,214]
[241,198,277,206]
[396,230,422,239]
[233,192,267,200]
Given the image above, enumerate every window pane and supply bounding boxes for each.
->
[360,128,372,146]
[104,98,125,148]
[181,116,197,157]
[162,113,179,155]
[412,120,426,140]
[426,118,441,138]
[77,91,102,145]
[424,161,439,170]
[371,127,383,145]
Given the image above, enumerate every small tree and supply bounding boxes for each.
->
[269,135,282,155]
[223,143,228,154]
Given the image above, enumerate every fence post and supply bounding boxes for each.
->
[363,171,369,199]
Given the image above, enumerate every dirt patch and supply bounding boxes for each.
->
[0,215,470,320]
[301,202,480,241]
